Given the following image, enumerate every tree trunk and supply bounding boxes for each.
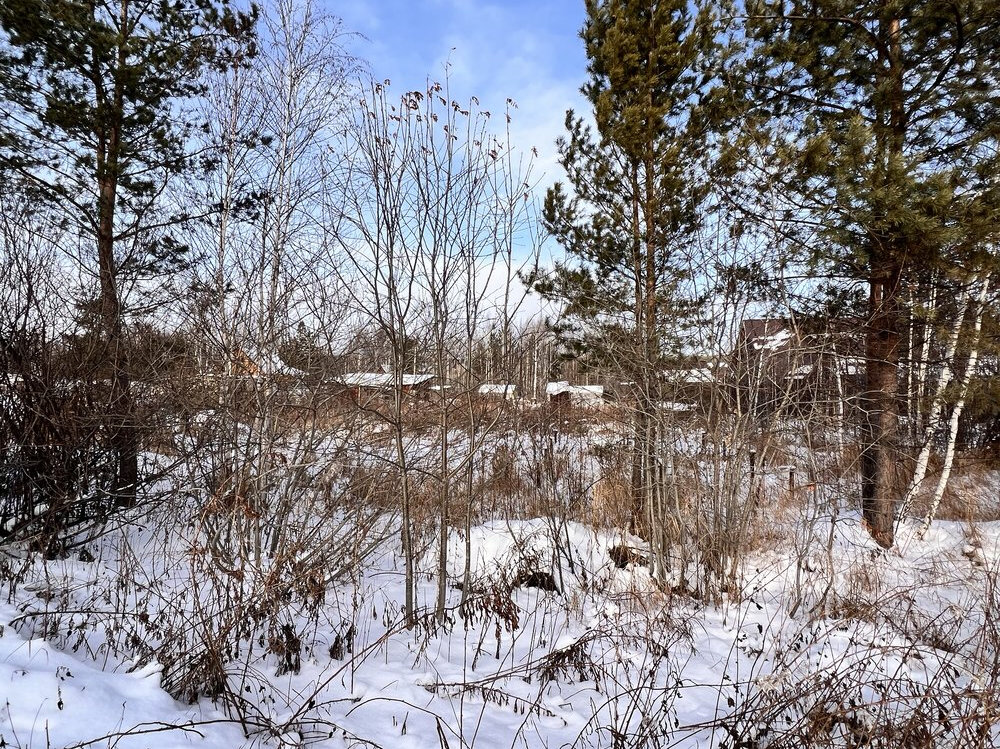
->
[918,276,990,538]
[97,14,137,505]
[860,11,906,548]
[435,335,449,620]
[898,278,972,519]
[860,260,902,547]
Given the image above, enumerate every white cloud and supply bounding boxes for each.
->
[328,0,588,318]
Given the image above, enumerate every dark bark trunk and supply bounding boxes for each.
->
[859,11,906,548]
[98,168,137,505]
[96,0,137,506]
[630,405,647,535]
[860,260,902,547]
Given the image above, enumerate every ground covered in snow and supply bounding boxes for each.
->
[3,488,1000,749]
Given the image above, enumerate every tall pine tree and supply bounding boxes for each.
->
[742,0,1000,547]
[0,0,256,505]
[532,0,726,558]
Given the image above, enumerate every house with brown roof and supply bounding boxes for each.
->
[732,318,865,417]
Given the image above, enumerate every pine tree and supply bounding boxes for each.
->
[532,0,726,553]
[0,0,256,505]
[742,0,1000,547]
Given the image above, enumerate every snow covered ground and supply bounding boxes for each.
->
[3,493,999,748]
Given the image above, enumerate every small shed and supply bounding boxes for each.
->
[336,372,434,402]
[477,383,517,400]
[546,381,605,408]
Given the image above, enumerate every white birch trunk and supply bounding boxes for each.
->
[833,347,845,455]
[918,277,990,538]
[915,283,938,434]
[898,279,972,519]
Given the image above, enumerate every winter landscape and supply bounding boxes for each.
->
[3,0,1000,747]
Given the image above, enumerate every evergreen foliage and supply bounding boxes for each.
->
[0,0,257,271]
[535,0,724,373]
[530,0,729,542]
[0,0,256,516]
[740,0,1000,546]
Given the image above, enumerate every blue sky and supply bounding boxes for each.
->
[335,0,590,188]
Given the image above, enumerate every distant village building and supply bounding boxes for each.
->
[546,381,605,408]
[231,348,304,379]
[477,383,517,400]
[334,372,434,403]
[658,364,722,411]
[733,318,864,416]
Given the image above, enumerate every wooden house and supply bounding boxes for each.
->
[546,381,605,409]
[732,318,865,417]
[334,372,434,405]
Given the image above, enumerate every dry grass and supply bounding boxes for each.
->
[900,454,1000,523]
[590,468,633,530]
